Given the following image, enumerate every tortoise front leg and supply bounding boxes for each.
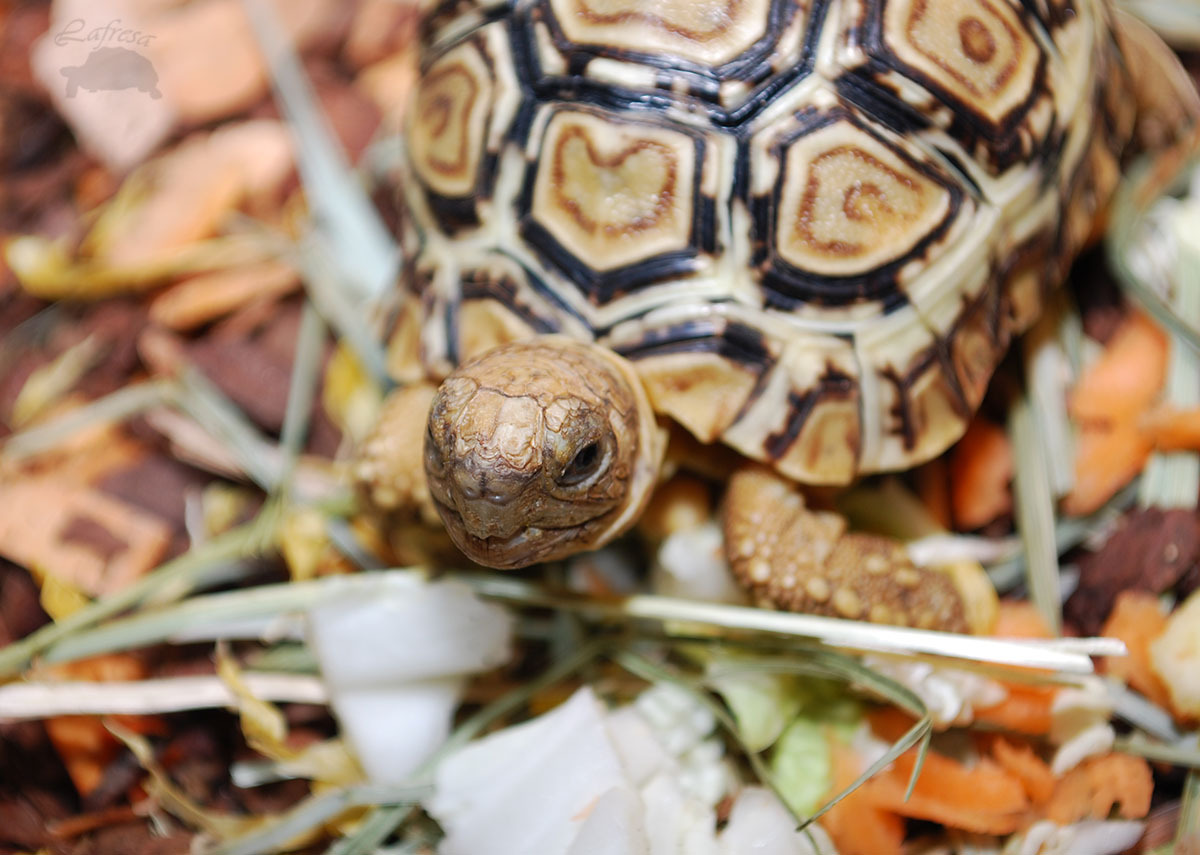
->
[721,467,991,633]
[354,383,442,528]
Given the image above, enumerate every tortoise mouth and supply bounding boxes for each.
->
[432,497,582,570]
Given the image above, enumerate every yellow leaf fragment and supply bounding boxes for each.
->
[216,646,290,755]
[108,721,263,841]
[35,568,93,621]
[322,342,383,445]
[12,336,104,428]
[278,506,330,583]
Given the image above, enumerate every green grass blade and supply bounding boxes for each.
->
[1009,391,1061,635]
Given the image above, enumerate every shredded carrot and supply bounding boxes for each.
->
[822,738,905,855]
[1101,590,1171,707]
[1063,419,1155,516]
[1069,312,1168,424]
[1141,405,1200,452]
[867,706,919,744]
[974,682,1057,734]
[990,737,1055,805]
[856,749,1029,835]
[968,602,1060,733]
[1064,312,1168,516]
[948,417,1014,530]
[43,654,162,798]
[1044,753,1154,824]
[992,600,1055,639]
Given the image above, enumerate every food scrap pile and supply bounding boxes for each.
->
[2,1,1200,854]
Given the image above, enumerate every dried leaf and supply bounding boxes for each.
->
[0,478,172,599]
[148,260,299,331]
[11,335,104,428]
[7,121,292,299]
[147,0,345,125]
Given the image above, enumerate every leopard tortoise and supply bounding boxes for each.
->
[356,0,1200,631]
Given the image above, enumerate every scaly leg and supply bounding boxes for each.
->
[721,467,991,633]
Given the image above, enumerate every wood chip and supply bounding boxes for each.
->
[1065,508,1200,634]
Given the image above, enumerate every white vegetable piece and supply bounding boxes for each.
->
[306,576,513,783]
[307,576,512,686]
[327,680,462,784]
[426,682,838,855]
[427,687,635,855]
[1048,678,1114,775]
[652,521,748,604]
[862,657,1006,729]
[1008,820,1145,855]
[566,787,649,855]
[720,787,839,855]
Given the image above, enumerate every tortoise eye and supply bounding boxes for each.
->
[558,441,601,486]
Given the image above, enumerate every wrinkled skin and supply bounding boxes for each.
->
[424,338,665,568]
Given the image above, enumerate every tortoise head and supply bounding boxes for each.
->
[424,338,665,569]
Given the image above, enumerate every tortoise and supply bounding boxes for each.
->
[356,0,1199,631]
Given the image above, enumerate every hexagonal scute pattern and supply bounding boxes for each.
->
[394,0,1129,481]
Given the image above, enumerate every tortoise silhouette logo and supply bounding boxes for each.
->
[60,46,162,99]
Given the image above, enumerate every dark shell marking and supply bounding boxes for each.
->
[394,0,1134,484]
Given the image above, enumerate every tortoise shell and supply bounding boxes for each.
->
[389,0,1134,485]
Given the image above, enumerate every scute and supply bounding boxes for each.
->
[526,108,699,274]
[772,114,955,279]
[407,41,494,198]
[546,0,775,68]
[394,0,1128,483]
[882,0,1042,125]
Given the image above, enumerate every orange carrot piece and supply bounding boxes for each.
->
[972,603,1060,733]
[1085,754,1153,819]
[891,750,1029,814]
[855,751,1029,835]
[1101,590,1171,707]
[1045,753,1153,824]
[1142,405,1200,452]
[867,707,919,744]
[45,716,118,798]
[974,683,1058,735]
[43,654,161,798]
[1063,312,1168,516]
[949,417,1014,530]
[1045,763,1093,825]
[991,737,1055,805]
[993,600,1055,639]
[1069,312,1168,424]
[823,740,906,855]
[1063,420,1154,516]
